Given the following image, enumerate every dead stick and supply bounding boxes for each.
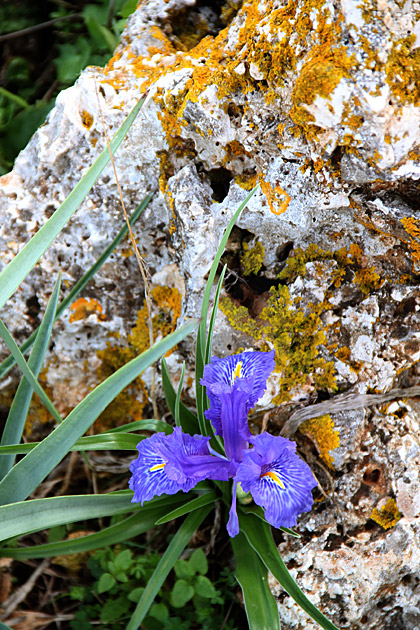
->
[281,385,420,437]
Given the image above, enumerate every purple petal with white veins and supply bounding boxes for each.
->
[236,432,317,528]
[129,428,230,505]
[200,350,275,436]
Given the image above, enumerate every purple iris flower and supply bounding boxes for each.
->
[129,350,317,538]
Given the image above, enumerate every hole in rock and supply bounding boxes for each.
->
[26,295,41,324]
[363,468,381,484]
[276,240,294,261]
[207,166,233,202]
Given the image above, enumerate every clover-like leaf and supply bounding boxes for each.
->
[170,579,195,608]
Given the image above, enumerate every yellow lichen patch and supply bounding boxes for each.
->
[259,177,291,215]
[279,243,383,294]
[69,298,106,323]
[278,244,333,282]
[240,241,265,275]
[234,172,258,190]
[129,286,182,355]
[386,35,420,105]
[220,283,337,404]
[95,285,182,430]
[353,268,383,294]
[221,240,388,402]
[371,498,402,530]
[299,414,340,468]
[80,110,94,129]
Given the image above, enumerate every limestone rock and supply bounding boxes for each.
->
[1,0,420,626]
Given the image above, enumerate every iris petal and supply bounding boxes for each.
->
[129,428,230,506]
[236,432,317,528]
[200,350,275,436]
[129,433,182,505]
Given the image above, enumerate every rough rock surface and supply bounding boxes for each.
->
[1,0,420,627]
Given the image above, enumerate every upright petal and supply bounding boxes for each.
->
[236,432,317,529]
[129,428,230,505]
[201,350,275,436]
[206,378,252,463]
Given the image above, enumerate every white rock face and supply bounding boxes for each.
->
[1,0,420,626]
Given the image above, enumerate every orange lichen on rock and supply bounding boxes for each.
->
[101,0,362,174]
[401,216,420,239]
[385,35,420,106]
[69,298,106,323]
[400,216,420,270]
[299,414,340,468]
[80,110,94,129]
[259,176,291,215]
[371,498,402,530]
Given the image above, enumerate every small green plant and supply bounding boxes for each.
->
[0,0,137,174]
[68,545,239,629]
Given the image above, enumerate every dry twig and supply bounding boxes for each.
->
[94,79,159,419]
[0,559,49,620]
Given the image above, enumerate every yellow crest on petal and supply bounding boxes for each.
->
[231,361,243,384]
[261,470,286,489]
[149,462,166,472]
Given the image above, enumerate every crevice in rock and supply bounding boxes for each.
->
[162,0,243,51]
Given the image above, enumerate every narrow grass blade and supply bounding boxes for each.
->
[239,512,339,630]
[0,320,198,506]
[0,496,187,559]
[0,320,62,424]
[0,492,135,542]
[232,532,280,630]
[106,419,172,434]
[0,97,145,311]
[0,194,153,381]
[161,357,198,435]
[174,361,185,427]
[154,490,217,525]
[204,264,228,451]
[126,505,212,630]
[204,264,227,367]
[0,275,61,478]
[0,432,144,455]
[195,186,259,432]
